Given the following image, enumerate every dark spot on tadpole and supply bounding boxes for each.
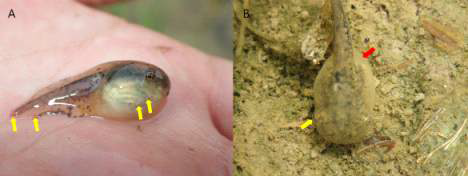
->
[334,71,342,82]
[364,38,370,43]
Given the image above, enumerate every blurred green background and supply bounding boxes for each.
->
[102,0,232,59]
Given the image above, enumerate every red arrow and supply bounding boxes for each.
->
[362,48,376,58]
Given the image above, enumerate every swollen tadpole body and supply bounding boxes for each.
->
[12,60,170,121]
[313,0,378,144]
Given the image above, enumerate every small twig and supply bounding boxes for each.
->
[414,108,445,142]
[417,118,467,164]
[433,131,448,139]
[449,156,468,176]
[233,0,249,58]
[443,118,466,150]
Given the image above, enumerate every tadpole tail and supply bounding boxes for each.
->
[11,98,46,119]
[11,98,64,119]
[330,0,353,59]
[11,91,75,119]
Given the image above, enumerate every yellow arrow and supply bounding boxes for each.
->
[146,99,153,114]
[300,119,313,129]
[10,116,17,132]
[33,117,40,132]
[136,106,143,120]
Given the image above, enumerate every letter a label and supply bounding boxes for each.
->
[8,9,15,18]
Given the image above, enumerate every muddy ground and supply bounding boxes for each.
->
[233,0,467,175]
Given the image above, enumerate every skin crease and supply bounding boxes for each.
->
[0,0,232,176]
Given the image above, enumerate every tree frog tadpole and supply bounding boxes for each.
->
[12,60,171,121]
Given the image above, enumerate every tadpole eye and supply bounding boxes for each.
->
[145,71,155,80]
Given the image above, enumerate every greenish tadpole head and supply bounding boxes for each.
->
[12,60,171,121]
[98,61,171,120]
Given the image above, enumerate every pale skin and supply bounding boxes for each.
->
[0,0,232,175]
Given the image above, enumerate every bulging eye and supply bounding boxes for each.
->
[145,71,156,80]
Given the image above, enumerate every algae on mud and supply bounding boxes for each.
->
[234,0,467,175]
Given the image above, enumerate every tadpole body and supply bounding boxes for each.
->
[12,60,170,121]
[313,0,379,144]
